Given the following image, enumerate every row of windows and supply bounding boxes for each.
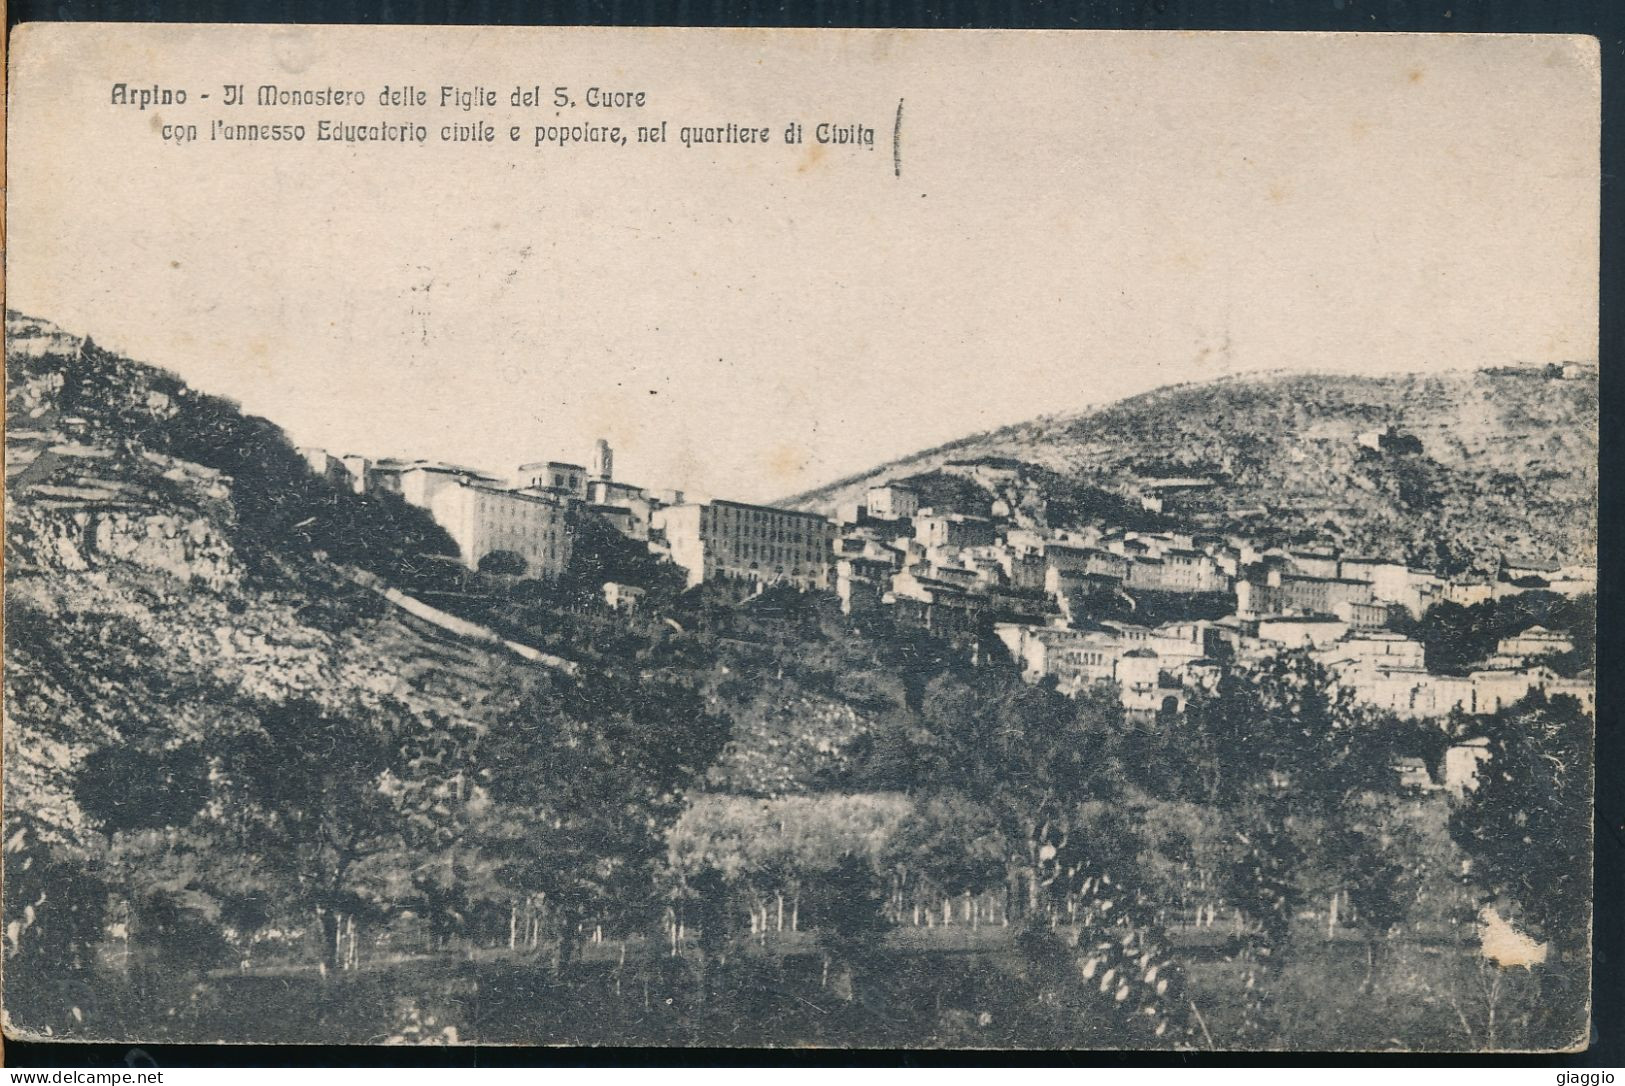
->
[480,523,564,544]
[478,502,564,524]
[709,523,827,545]
[706,505,829,536]
[721,562,819,576]
[718,540,828,560]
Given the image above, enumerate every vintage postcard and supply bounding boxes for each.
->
[1,24,1598,1050]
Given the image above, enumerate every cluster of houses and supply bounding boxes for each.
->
[299,444,1595,744]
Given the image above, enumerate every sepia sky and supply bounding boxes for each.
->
[7,26,1600,503]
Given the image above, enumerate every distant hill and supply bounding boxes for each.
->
[784,368,1598,574]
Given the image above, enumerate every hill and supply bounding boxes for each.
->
[0,316,898,899]
[3,313,541,906]
[783,367,1598,574]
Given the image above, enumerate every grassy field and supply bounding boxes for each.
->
[59,918,1538,1051]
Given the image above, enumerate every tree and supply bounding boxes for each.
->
[882,792,1008,914]
[1178,652,1379,805]
[214,696,479,975]
[481,669,730,973]
[812,852,890,1000]
[1393,593,1595,677]
[1449,691,1591,955]
[917,671,1120,919]
[1323,797,1427,991]
[1,820,110,1035]
[1223,791,1304,950]
[74,744,212,833]
[478,550,529,577]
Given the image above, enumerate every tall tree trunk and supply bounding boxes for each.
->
[555,913,582,975]
[316,907,340,978]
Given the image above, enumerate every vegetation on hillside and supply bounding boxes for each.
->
[2,319,1594,1050]
[787,369,1596,573]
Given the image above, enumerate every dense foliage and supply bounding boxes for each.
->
[1393,593,1596,677]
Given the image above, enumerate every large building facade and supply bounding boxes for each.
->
[657,499,835,590]
[428,480,573,577]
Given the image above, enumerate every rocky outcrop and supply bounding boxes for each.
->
[9,503,239,590]
[3,313,534,863]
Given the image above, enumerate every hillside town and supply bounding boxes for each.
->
[300,437,1597,757]
[4,311,1597,1051]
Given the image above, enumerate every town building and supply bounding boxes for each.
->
[372,459,505,509]
[1546,674,1596,714]
[915,512,997,549]
[997,548,1048,592]
[1316,631,1426,673]
[299,447,347,487]
[1237,573,1375,618]
[1286,547,1341,580]
[1391,757,1435,791]
[591,438,614,482]
[888,570,988,636]
[1132,477,1220,516]
[602,581,646,612]
[942,457,1025,491]
[586,504,640,538]
[1443,580,1494,608]
[1331,599,1393,630]
[865,482,921,521]
[1052,571,1129,624]
[1545,565,1598,597]
[1098,620,1220,665]
[338,454,372,494]
[1496,625,1575,659]
[1125,550,1228,594]
[427,479,573,577]
[1338,558,1410,602]
[297,447,377,494]
[836,555,897,615]
[992,623,1183,715]
[1469,667,1554,715]
[1045,544,1129,584]
[655,499,835,590]
[1254,614,1349,649]
[1338,663,1592,720]
[994,622,1121,689]
[1340,667,1474,719]
[515,460,589,501]
[1444,739,1491,797]
[587,478,655,540]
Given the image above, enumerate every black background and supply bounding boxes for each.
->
[3,0,1621,1069]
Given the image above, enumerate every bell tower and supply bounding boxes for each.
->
[592,437,613,482]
